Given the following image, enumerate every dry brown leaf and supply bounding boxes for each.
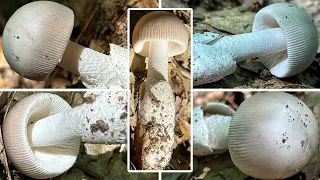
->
[178,119,190,141]
[139,0,158,8]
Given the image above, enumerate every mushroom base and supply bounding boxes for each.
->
[135,81,175,170]
[193,103,234,156]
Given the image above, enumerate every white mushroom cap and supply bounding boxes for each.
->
[2,93,79,179]
[253,3,319,77]
[193,102,235,156]
[228,92,318,179]
[2,1,74,80]
[132,11,189,57]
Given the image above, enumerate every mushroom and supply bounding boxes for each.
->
[193,92,318,179]
[193,3,319,86]
[2,1,128,88]
[2,91,128,179]
[193,102,234,156]
[132,11,189,170]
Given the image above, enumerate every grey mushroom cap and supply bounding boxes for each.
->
[253,3,319,77]
[2,1,74,80]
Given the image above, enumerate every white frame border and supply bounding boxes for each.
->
[127,7,194,173]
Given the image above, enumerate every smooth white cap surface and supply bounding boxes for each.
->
[2,1,74,80]
[228,92,318,179]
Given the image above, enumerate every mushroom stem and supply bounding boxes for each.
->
[27,106,82,147]
[147,40,169,82]
[214,28,287,62]
[58,41,82,75]
[58,41,128,88]
[135,40,176,169]
[27,91,127,147]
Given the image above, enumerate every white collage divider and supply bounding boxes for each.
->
[0,1,194,179]
[2,1,319,179]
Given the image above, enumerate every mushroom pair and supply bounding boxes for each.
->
[2,91,128,179]
[132,11,189,169]
[193,92,319,179]
[193,3,319,86]
[2,1,128,88]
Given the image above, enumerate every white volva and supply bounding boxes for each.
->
[193,102,234,156]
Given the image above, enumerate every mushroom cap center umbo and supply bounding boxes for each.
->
[228,92,318,179]
[2,1,74,80]
[3,93,79,179]
[132,11,189,57]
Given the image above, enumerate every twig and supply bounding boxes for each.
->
[1,91,15,180]
[68,92,76,105]
[172,58,190,79]
[44,68,59,88]
[168,163,174,169]
[75,5,98,43]
[130,161,136,170]
[4,92,16,119]
[172,68,190,100]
